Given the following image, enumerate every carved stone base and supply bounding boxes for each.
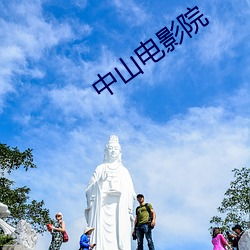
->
[1,245,26,250]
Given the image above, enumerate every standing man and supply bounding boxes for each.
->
[133,194,156,250]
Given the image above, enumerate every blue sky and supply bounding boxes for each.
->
[0,0,250,249]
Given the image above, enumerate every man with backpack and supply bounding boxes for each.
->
[132,194,156,250]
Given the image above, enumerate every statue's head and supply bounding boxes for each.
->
[0,202,10,218]
[104,135,122,163]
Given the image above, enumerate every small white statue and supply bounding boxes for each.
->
[0,203,11,218]
[239,229,250,250]
[85,135,136,250]
[13,220,38,250]
[0,203,38,250]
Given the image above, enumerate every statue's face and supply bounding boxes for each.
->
[107,142,121,160]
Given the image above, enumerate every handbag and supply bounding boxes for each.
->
[46,224,52,232]
[62,231,69,242]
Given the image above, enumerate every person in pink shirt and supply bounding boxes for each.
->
[212,227,232,250]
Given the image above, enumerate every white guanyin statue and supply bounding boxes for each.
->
[85,135,136,250]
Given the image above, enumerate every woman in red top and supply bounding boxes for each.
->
[212,227,232,250]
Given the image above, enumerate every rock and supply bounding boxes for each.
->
[238,229,250,250]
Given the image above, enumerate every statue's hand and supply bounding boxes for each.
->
[129,213,135,222]
[86,195,95,208]
[101,171,108,181]
[88,201,93,208]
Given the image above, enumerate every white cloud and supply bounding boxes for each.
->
[0,2,73,58]
[196,1,250,64]
[231,0,250,15]
[81,46,121,83]
[0,1,77,111]
[73,0,88,9]
[46,45,121,90]
[221,83,250,114]
[10,91,250,249]
[112,0,149,26]
[196,19,236,63]
[48,84,126,120]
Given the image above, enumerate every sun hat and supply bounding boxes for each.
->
[55,212,63,218]
[84,227,95,234]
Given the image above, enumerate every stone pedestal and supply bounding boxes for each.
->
[2,246,26,250]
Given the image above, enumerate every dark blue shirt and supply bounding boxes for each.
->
[79,234,90,250]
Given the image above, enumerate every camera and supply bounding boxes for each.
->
[132,231,137,240]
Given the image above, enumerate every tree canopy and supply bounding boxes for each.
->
[0,144,36,175]
[210,167,250,232]
[0,143,52,233]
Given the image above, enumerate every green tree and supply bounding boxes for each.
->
[210,167,250,232]
[0,143,52,233]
